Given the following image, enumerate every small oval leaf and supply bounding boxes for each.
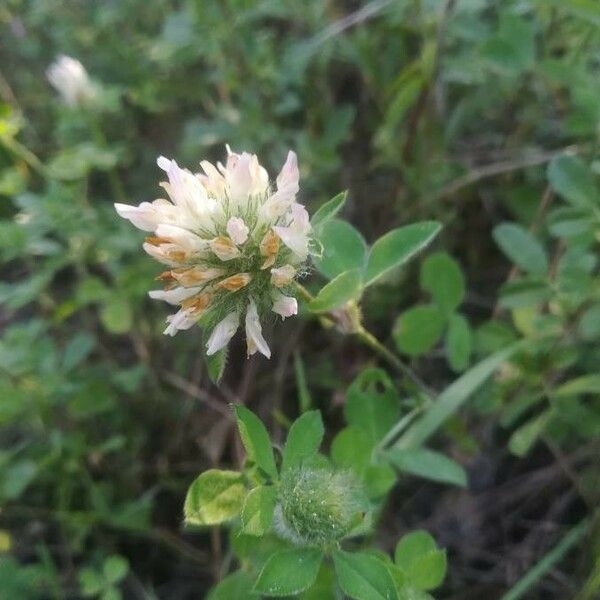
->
[309,269,363,312]
[254,548,323,597]
[311,191,348,229]
[281,410,324,473]
[184,469,246,526]
[493,223,548,276]
[365,221,441,286]
[313,219,368,280]
[333,550,397,600]
[234,406,278,480]
[240,486,276,536]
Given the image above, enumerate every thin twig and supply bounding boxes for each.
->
[428,145,579,204]
[0,70,20,108]
[162,371,232,418]
[87,116,128,203]
[1,136,51,180]
[306,0,393,50]
[543,437,594,509]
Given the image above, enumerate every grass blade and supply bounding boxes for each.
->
[501,519,588,600]
[395,343,521,448]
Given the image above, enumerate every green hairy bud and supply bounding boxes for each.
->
[275,467,366,546]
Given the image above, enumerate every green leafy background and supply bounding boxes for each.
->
[1,0,599,598]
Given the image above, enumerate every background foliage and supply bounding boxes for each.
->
[1,0,599,598]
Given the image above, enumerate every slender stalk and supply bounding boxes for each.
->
[355,325,434,397]
[295,282,335,328]
[295,282,434,399]
[294,282,315,303]
[1,136,50,180]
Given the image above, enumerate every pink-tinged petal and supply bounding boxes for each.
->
[226,217,249,245]
[290,203,310,232]
[260,189,295,221]
[276,150,299,194]
[271,292,298,320]
[199,160,227,198]
[249,154,269,194]
[245,299,271,359]
[156,157,213,228]
[272,203,311,259]
[115,202,163,232]
[225,148,269,201]
[206,311,239,355]
[272,225,309,260]
[156,155,171,171]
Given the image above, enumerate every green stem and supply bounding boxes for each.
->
[295,282,334,328]
[295,283,434,399]
[355,326,433,397]
[1,136,50,180]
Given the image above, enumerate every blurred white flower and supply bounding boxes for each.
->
[115,146,311,358]
[46,55,97,107]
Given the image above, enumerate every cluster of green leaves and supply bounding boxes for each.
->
[393,252,471,371]
[185,404,448,599]
[188,341,524,598]
[2,0,600,596]
[332,367,469,492]
[477,155,600,462]
[367,0,600,205]
[308,191,442,314]
[78,555,129,600]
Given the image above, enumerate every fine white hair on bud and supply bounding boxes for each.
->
[46,55,97,107]
[115,146,311,358]
[275,467,367,547]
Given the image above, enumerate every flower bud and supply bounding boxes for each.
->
[276,468,366,546]
[46,55,97,107]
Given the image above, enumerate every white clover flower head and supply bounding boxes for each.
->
[115,146,311,359]
[46,55,97,107]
